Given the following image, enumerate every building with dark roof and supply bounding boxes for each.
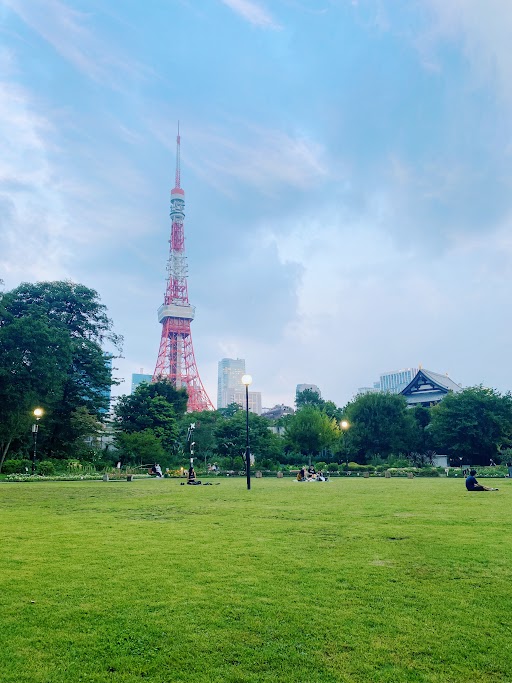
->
[400,369,462,407]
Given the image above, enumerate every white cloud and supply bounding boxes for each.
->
[421,0,512,105]
[2,0,150,86]
[220,0,280,28]
[0,80,71,282]
[188,123,328,194]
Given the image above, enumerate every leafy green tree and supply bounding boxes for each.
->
[213,411,284,466]
[116,430,166,466]
[284,406,339,463]
[429,386,512,466]
[410,405,433,453]
[295,389,324,410]
[114,380,187,453]
[218,403,241,418]
[0,281,121,467]
[322,400,343,422]
[340,392,416,462]
[176,409,224,465]
[295,389,342,421]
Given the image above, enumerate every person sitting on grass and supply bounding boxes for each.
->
[186,466,201,485]
[465,469,498,491]
[297,467,306,482]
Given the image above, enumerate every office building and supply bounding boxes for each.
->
[379,368,418,394]
[217,358,246,409]
[131,371,153,393]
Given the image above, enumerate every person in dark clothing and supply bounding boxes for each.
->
[465,469,498,491]
[187,466,201,485]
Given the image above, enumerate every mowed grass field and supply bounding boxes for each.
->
[2,477,512,683]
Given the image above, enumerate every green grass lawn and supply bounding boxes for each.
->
[1,477,512,683]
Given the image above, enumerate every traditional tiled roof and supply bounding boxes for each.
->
[400,369,462,403]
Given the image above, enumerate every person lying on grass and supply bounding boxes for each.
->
[465,469,498,491]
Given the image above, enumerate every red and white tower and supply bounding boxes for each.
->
[153,127,214,412]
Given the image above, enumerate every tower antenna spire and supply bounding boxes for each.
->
[175,121,181,190]
[153,128,213,412]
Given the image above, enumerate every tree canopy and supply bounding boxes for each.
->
[340,392,415,462]
[0,281,121,468]
[285,406,339,460]
[114,380,188,461]
[429,386,512,465]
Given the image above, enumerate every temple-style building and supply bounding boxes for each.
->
[400,369,462,407]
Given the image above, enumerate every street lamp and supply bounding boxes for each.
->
[241,374,252,490]
[32,408,44,474]
[340,419,350,471]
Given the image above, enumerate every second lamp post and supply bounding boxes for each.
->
[241,374,252,490]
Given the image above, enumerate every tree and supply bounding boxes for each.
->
[295,389,324,411]
[218,403,241,418]
[114,380,187,455]
[0,281,121,468]
[115,430,166,466]
[340,392,416,462]
[295,389,342,421]
[213,411,284,466]
[176,409,224,465]
[284,407,339,463]
[429,386,512,466]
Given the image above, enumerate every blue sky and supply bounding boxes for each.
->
[1,0,512,408]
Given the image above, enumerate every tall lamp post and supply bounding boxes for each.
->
[241,374,252,490]
[340,419,350,471]
[32,408,44,474]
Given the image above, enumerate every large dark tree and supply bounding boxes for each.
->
[213,411,284,466]
[429,386,512,466]
[0,281,121,467]
[340,392,416,462]
[284,406,339,462]
[114,380,188,458]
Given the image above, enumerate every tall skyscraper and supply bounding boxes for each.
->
[218,358,246,409]
[217,358,262,414]
[152,127,213,412]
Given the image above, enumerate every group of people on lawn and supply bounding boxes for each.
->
[297,465,327,482]
[153,461,499,491]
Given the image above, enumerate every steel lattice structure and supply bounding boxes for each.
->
[153,127,214,412]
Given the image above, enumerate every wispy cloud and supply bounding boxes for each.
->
[0,79,71,282]
[420,0,512,105]
[220,0,280,28]
[186,123,327,194]
[2,0,151,85]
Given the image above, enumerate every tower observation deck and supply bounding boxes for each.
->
[152,127,213,412]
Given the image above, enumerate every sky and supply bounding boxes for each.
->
[1,0,512,409]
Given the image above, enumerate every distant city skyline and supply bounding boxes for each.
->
[2,2,512,408]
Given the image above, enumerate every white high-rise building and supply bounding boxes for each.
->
[217,358,246,409]
[217,358,262,414]
[379,368,418,394]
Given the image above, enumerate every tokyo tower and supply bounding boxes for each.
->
[153,127,214,412]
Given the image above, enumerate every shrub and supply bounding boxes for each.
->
[37,461,57,476]
[315,461,328,472]
[2,459,32,474]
